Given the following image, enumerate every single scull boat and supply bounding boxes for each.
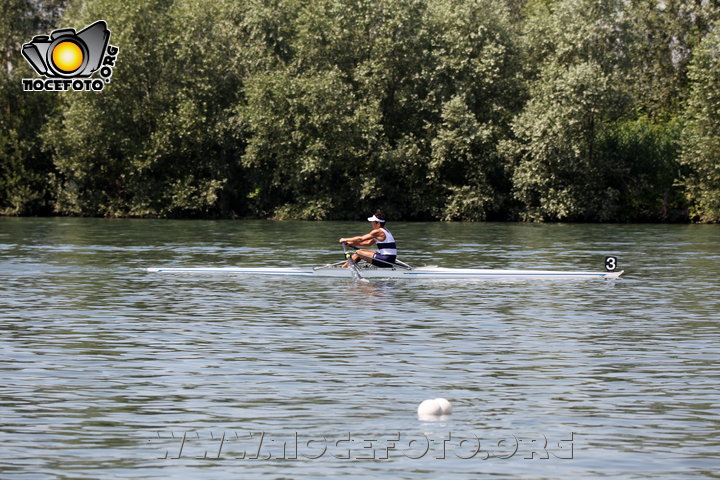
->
[146,257,624,280]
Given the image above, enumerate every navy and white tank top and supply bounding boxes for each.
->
[376,227,397,256]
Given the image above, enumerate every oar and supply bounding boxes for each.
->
[313,260,346,271]
[341,242,368,283]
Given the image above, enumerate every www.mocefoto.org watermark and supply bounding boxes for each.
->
[21,20,119,92]
[150,431,576,461]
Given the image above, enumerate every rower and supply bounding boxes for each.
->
[339,210,397,268]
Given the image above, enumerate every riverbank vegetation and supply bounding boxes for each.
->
[1,0,718,222]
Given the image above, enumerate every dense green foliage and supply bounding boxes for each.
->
[1,0,718,221]
[1,0,68,215]
[680,27,720,223]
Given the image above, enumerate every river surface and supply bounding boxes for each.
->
[1,218,719,479]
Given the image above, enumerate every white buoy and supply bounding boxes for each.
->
[418,399,442,416]
[417,398,452,420]
[434,397,452,415]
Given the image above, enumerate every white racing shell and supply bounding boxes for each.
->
[146,265,624,280]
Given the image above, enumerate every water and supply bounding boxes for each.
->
[1,218,719,479]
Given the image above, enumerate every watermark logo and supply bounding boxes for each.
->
[149,430,576,461]
[21,20,119,92]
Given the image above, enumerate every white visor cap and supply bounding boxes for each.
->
[367,215,385,223]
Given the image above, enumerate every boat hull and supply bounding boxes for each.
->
[146,266,623,280]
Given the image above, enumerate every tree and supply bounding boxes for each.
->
[595,116,683,221]
[425,0,520,220]
[680,25,720,222]
[43,0,248,217]
[240,67,382,220]
[624,0,719,117]
[0,0,68,215]
[507,0,631,221]
[510,60,622,221]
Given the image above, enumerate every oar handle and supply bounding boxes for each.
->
[341,242,354,263]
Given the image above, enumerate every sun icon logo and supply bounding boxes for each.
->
[51,40,85,74]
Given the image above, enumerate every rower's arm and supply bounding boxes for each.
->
[350,237,376,247]
[339,235,373,246]
[339,229,385,247]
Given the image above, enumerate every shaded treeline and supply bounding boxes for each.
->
[1,0,718,222]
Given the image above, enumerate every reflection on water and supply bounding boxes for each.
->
[1,218,719,479]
